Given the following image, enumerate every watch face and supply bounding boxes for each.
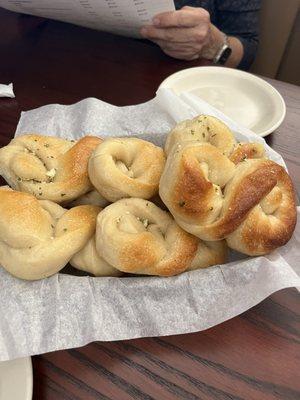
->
[218,47,232,65]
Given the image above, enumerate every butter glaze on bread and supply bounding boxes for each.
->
[89,138,165,202]
[96,198,228,276]
[165,115,236,157]
[0,134,101,203]
[160,139,296,255]
[0,187,100,280]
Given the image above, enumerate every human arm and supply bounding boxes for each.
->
[140,1,260,70]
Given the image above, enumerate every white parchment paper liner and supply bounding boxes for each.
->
[0,89,299,361]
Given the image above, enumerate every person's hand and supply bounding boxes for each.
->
[140,6,213,61]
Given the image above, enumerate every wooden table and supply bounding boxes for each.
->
[0,8,299,400]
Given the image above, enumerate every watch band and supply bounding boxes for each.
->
[217,45,232,65]
[213,34,232,65]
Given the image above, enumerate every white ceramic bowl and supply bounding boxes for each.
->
[0,357,33,400]
[159,66,286,137]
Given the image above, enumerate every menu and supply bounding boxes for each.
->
[0,0,175,37]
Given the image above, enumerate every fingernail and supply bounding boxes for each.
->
[152,18,160,26]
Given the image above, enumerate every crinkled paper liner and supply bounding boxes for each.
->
[0,89,299,361]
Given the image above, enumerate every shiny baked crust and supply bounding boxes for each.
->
[160,141,236,239]
[88,138,165,202]
[159,141,296,255]
[165,115,236,157]
[225,160,297,255]
[0,134,101,203]
[0,187,100,280]
[229,142,265,164]
[96,198,228,276]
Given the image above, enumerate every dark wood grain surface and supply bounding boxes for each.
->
[0,8,299,400]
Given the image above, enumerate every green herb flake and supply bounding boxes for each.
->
[190,130,195,135]
[61,193,66,197]
[202,133,205,138]
[63,228,68,232]
[44,143,50,148]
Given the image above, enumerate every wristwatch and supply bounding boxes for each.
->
[213,34,232,65]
